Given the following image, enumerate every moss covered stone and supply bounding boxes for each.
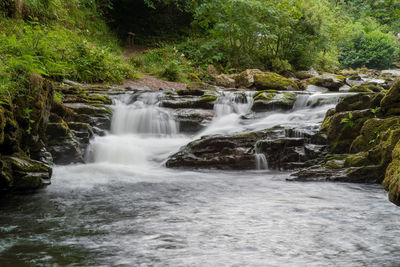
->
[234,69,263,88]
[322,109,373,153]
[254,72,299,91]
[381,78,400,115]
[251,92,297,112]
[344,152,372,167]
[349,84,382,93]
[350,117,400,153]
[308,74,345,91]
[383,139,400,205]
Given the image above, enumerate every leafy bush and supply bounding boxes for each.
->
[0,19,135,97]
[339,30,400,69]
[129,45,195,82]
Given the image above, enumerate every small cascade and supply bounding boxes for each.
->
[214,91,253,117]
[255,154,268,170]
[85,91,184,166]
[111,92,178,135]
[293,94,310,109]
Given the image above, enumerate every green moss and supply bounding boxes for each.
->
[254,92,276,101]
[350,117,400,153]
[383,140,400,206]
[254,72,299,91]
[325,159,345,169]
[344,152,371,167]
[200,95,217,102]
[349,86,373,93]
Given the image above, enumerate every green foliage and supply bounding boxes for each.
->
[341,112,355,128]
[129,45,195,82]
[53,90,63,103]
[339,29,400,69]
[0,13,135,98]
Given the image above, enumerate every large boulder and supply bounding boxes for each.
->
[234,69,263,88]
[173,109,213,133]
[308,74,346,91]
[46,121,83,164]
[214,74,236,88]
[321,109,373,153]
[251,91,297,112]
[0,155,52,190]
[256,138,326,170]
[350,117,400,153]
[166,131,270,170]
[161,94,217,110]
[254,72,299,91]
[381,78,400,115]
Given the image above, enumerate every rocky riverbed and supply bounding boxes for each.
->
[1,68,400,206]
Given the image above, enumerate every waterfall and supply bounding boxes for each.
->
[214,91,253,117]
[255,154,268,170]
[111,93,178,135]
[85,92,185,165]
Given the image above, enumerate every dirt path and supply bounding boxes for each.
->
[114,74,187,91]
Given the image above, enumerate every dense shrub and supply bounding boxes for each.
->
[339,30,400,69]
[0,19,135,97]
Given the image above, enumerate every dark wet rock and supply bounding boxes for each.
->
[166,131,271,170]
[256,138,327,170]
[173,109,213,133]
[0,155,52,190]
[254,72,299,91]
[251,91,297,112]
[161,94,217,110]
[290,164,382,183]
[46,121,83,164]
[176,89,205,96]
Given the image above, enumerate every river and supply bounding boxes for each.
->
[1,89,400,266]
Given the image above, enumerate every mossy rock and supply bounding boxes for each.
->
[349,84,382,93]
[323,110,373,153]
[383,140,400,206]
[234,69,263,88]
[251,92,297,112]
[177,89,205,96]
[350,117,400,153]
[325,159,345,169]
[367,128,400,169]
[46,121,70,140]
[0,155,51,190]
[254,72,299,91]
[344,152,372,167]
[187,82,217,91]
[308,74,345,91]
[381,78,400,115]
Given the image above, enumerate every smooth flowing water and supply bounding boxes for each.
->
[1,90,400,266]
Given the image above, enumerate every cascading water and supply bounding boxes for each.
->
[85,92,186,166]
[255,154,268,170]
[213,91,254,117]
[2,89,399,266]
